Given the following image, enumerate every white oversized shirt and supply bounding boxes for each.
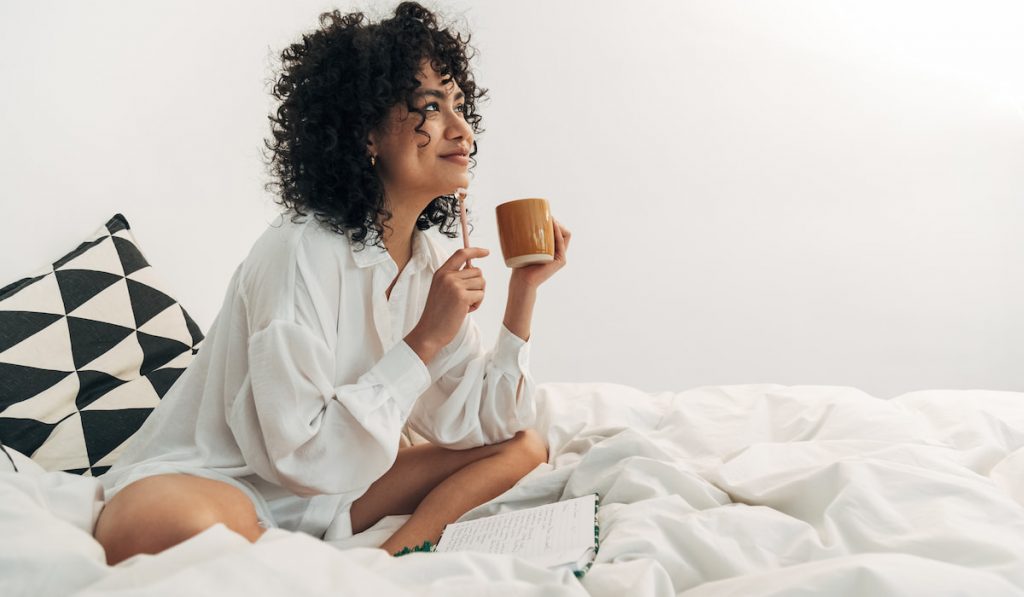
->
[101,213,537,536]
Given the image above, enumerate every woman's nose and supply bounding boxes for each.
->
[446,111,473,141]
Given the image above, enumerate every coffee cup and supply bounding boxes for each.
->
[495,198,554,268]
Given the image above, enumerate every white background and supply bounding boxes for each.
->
[2,0,1021,397]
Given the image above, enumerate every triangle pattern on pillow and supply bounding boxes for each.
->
[0,273,66,315]
[0,311,64,354]
[0,362,74,412]
[31,411,90,472]
[67,316,135,371]
[182,305,204,347]
[55,236,125,277]
[139,303,193,347]
[55,270,123,314]
[91,431,139,472]
[0,371,79,423]
[81,408,153,466]
[82,376,160,411]
[52,236,108,271]
[0,314,74,371]
[75,370,129,410]
[137,332,192,377]
[0,417,59,458]
[70,277,137,330]
[126,279,178,328]
[147,367,188,398]
[154,350,193,371]
[0,214,205,474]
[112,236,150,276]
[79,331,145,381]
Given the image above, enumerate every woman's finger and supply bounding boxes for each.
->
[552,218,566,258]
[438,247,489,273]
[454,266,484,279]
[461,276,485,291]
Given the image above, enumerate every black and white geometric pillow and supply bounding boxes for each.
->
[0,214,203,476]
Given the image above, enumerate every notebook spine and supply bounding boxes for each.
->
[573,492,601,579]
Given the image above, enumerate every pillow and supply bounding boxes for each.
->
[0,214,204,476]
[1,443,44,474]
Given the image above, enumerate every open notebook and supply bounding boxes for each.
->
[434,493,599,578]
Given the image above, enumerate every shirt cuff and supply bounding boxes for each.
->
[364,340,432,418]
[493,323,530,378]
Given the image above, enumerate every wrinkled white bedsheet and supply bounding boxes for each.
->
[2,383,1023,596]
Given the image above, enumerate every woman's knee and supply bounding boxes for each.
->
[504,428,549,470]
[95,474,262,565]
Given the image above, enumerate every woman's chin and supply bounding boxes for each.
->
[436,178,469,196]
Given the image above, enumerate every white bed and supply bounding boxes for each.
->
[3,381,1024,596]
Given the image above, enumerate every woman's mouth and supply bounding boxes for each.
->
[441,154,469,165]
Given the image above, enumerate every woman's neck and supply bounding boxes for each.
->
[379,188,443,269]
[380,209,418,270]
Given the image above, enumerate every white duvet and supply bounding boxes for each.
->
[2,383,1023,596]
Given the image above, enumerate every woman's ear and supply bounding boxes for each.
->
[366,131,377,157]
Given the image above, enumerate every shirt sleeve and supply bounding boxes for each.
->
[404,317,538,450]
[228,259,431,498]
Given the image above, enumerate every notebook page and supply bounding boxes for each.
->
[436,495,595,568]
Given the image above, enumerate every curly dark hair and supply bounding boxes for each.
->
[263,1,486,249]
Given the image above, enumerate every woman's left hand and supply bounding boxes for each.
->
[510,218,571,288]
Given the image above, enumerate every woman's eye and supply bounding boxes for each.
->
[422,102,466,116]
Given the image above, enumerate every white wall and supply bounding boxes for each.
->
[2,0,1021,397]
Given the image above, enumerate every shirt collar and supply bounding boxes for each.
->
[411,228,433,270]
[349,226,432,271]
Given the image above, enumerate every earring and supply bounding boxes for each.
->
[370,154,377,167]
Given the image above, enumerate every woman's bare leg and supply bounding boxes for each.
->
[349,428,548,554]
[94,474,264,565]
[96,429,548,563]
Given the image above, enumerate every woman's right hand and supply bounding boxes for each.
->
[404,247,489,365]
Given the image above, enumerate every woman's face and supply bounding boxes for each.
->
[368,61,474,205]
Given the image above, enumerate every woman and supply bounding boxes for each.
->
[94,2,570,564]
